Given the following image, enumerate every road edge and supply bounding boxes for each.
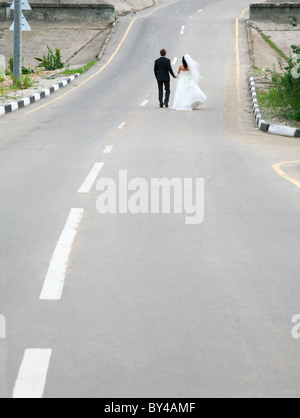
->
[0,74,80,118]
[249,77,300,138]
[0,19,120,119]
[246,21,300,139]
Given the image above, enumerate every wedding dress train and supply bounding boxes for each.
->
[171,54,207,111]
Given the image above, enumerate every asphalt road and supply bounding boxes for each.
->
[1,0,300,398]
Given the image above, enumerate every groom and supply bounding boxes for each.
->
[154,49,177,108]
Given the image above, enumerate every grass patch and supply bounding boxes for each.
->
[0,74,35,104]
[253,68,265,77]
[257,86,300,126]
[260,32,289,62]
[252,25,289,62]
[254,44,300,125]
[62,61,97,76]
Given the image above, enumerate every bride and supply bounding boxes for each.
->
[171,54,207,111]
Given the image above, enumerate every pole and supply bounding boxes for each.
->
[13,0,22,83]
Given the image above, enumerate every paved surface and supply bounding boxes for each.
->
[1,0,300,398]
[108,0,154,14]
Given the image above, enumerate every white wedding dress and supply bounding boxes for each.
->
[171,54,207,111]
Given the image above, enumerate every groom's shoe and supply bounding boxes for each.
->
[160,104,163,108]
[165,104,169,108]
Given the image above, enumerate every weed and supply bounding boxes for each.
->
[61,61,97,75]
[289,16,298,28]
[8,71,34,90]
[286,104,300,122]
[35,46,64,71]
[259,31,289,62]
[8,56,32,75]
[256,45,300,123]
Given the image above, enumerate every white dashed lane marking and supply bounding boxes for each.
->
[118,122,126,130]
[39,208,84,300]
[103,145,114,154]
[13,349,52,398]
[78,162,104,193]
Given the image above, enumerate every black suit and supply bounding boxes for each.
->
[154,57,176,107]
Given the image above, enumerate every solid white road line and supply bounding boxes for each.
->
[141,100,149,107]
[118,122,126,130]
[13,349,52,398]
[180,26,185,35]
[103,145,114,154]
[172,57,178,66]
[40,208,84,300]
[78,162,104,193]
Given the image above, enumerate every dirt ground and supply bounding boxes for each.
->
[0,0,155,69]
[249,22,299,70]
[0,21,113,69]
[248,18,300,129]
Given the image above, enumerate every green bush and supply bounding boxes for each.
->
[289,16,298,27]
[259,45,300,122]
[35,46,64,71]
[8,56,32,75]
[287,104,300,122]
[8,70,34,90]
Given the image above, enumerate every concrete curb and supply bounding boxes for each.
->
[0,74,79,117]
[249,77,300,138]
[0,18,116,118]
[98,21,116,60]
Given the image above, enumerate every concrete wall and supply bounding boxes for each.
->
[250,3,300,23]
[0,2,115,23]
[0,3,10,21]
[107,0,154,15]
[265,0,300,3]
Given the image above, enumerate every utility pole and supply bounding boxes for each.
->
[13,0,22,82]
[10,0,32,83]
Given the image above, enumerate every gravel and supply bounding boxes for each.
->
[252,73,300,129]
[0,68,81,106]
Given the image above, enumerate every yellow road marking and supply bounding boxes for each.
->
[25,17,137,115]
[239,7,249,20]
[24,1,178,116]
[142,0,179,18]
[235,18,241,103]
[273,161,300,189]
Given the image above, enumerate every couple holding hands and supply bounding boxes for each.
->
[154,49,207,111]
